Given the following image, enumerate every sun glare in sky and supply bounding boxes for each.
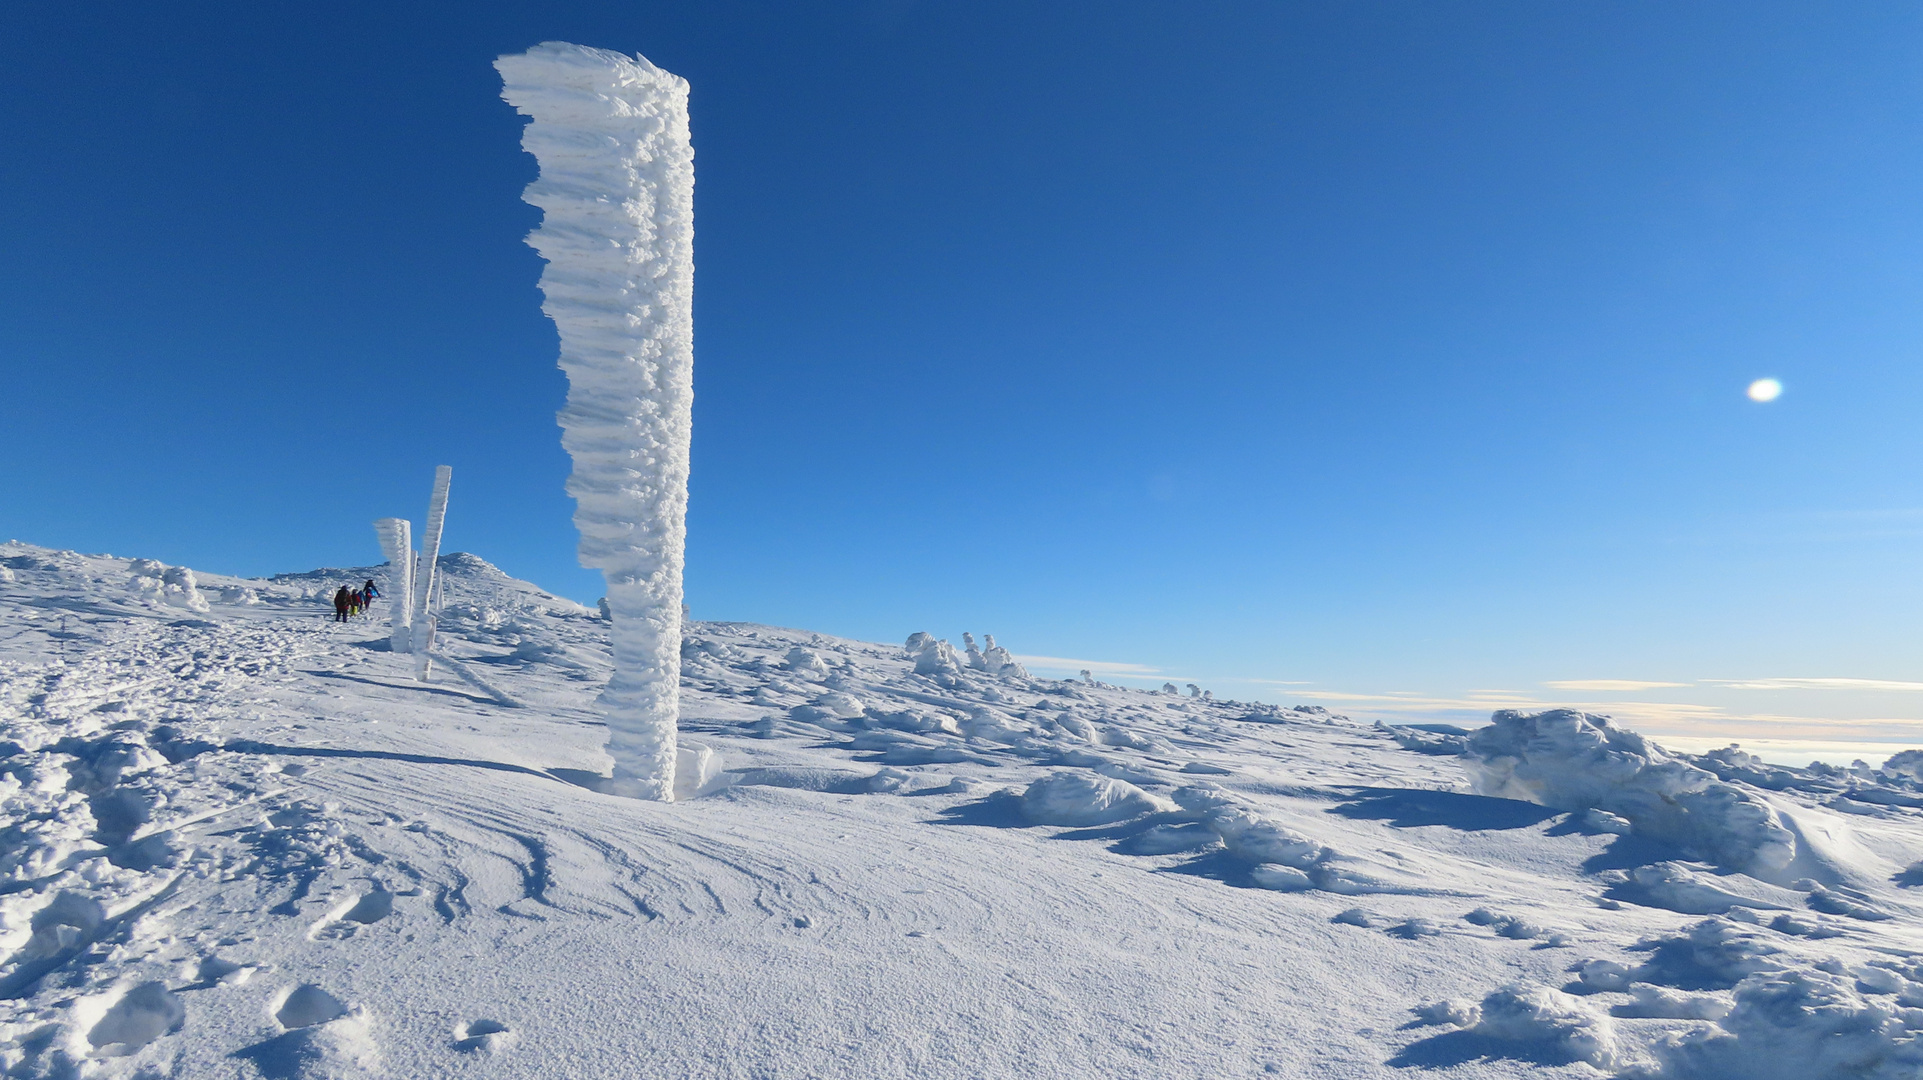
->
[1747,377,1783,402]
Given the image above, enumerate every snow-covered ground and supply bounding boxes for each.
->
[1,539,1920,1078]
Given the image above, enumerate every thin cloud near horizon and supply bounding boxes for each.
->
[1543,679,1691,691]
[1706,677,1923,692]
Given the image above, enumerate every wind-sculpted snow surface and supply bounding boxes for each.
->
[2,539,1921,1078]
[1463,709,1797,874]
[498,42,696,801]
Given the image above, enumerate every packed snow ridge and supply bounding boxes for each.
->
[1,538,1920,1078]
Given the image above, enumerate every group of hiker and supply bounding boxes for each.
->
[332,579,380,622]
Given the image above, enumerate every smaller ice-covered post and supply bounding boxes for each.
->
[372,517,414,653]
[411,466,452,679]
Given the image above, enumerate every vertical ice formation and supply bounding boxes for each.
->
[373,518,414,653]
[498,43,695,801]
[981,636,1027,678]
[963,633,986,670]
[410,466,452,679]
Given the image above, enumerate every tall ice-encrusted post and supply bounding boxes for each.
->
[373,517,414,653]
[498,42,694,800]
[411,465,452,680]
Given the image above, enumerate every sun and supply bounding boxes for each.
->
[1747,377,1783,402]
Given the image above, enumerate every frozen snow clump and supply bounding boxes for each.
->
[1581,808,1634,835]
[1462,709,1794,873]
[1470,985,1616,1069]
[1637,966,1923,1079]
[124,561,209,612]
[1020,772,1167,826]
[1249,864,1314,891]
[1880,749,1923,782]
[913,637,962,677]
[1206,808,1326,869]
[783,647,829,676]
[1608,861,1790,916]
[1610,985,1731,1020]
[1412,999,1480,1027]
[1626,917,1782,991]
[811,692,865,720]
[961,633,1028,678]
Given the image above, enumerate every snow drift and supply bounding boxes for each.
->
[1462,709,1796,874]
[498,42,697,800]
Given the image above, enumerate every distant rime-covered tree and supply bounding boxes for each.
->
[498,43,695,800]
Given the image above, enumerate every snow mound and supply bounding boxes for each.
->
[1206,808,1326,869]
[126,560,209,612]
[1610,985,1731,1020]
[1469,985,1617,1069]
[1463,709,1796,873]
[1411,999,1480,1027]
[1601,861,1794,915]
[1020,772,1169,826]
[911,636,963,677]
[1623,917,1783,991]
[1881,749,1923,782]
[1636,966,1923,1079]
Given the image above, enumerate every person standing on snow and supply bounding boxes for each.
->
[333,586,351,623]
[363,578,379,602]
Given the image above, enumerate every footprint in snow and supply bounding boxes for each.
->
[187,954,255,988]
[276,984,349,1030]
[237,985,379,1079]
[307,888,396,940]
[455,1019,515,1054]
[85,981,186,1057]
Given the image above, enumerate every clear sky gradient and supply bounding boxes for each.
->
[5,2,1920,761]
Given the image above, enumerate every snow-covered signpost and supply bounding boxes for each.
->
[498,43,695,801]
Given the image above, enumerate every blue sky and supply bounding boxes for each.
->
[5,2,1921,760]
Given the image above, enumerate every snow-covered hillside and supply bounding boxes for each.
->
[1,539,1920,1078]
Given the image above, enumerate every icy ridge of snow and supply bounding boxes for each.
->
[498,42,697,801]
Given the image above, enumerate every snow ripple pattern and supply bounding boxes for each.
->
[497,42,696,799]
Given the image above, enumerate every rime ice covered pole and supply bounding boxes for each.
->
[497,42,694,800]
[411,466,452,680]
[372,517,414,653]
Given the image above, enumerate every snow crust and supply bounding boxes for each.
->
[498,42,696,801]
[0,539,1920,1078]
